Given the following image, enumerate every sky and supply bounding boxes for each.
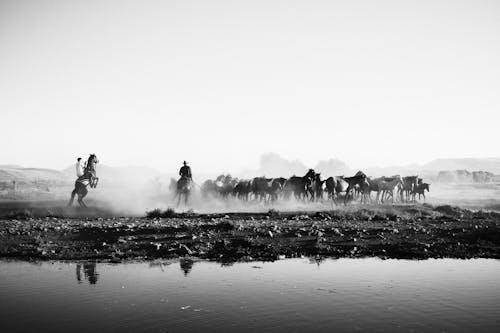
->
[1,0,499,173]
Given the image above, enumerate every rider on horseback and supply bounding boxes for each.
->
[68,154,99,207]
[76,154,99,188]
[75,157,84,178]
[176,161,192,205]
[179,161,192,181]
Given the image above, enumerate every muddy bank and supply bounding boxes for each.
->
[1,204,499,262]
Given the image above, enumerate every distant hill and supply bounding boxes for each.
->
[422,158,500,174]
[1,156,499,187]
[238,154,500,179]
[0,164,23,169]
[363,159,500,177]
[61,164,162,186]
[0,166,69,184]
[0,164,165,187]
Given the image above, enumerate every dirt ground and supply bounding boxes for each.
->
[1,203,499,262]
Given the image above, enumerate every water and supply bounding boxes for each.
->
[1,259,499,332]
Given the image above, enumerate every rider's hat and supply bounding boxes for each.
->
[183,160,188,165]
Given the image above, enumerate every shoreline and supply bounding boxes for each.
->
[1,204,499,262]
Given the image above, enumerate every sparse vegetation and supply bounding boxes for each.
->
[146,207,176,218]
[268,208,280,217]
[6,209,34,220]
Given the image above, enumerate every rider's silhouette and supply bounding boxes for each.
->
[179,161,192,180]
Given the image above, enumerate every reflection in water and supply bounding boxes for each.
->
[1,259,500,332]
[309,256,324,267]
[76,262,99,284]
[179,258,194,276]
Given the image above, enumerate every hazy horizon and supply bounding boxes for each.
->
[2,0,499,173]
[2,152,500,176]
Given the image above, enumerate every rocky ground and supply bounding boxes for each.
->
[1,204,499,262]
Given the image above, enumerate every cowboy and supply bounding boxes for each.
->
[179,161,192,180]
[75,157,84,179]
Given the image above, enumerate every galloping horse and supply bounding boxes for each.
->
[401,176,418,202]
[284,169,316,201]
[68,154,99,208]
[412,183,430,202]
[343,171,367,204]
[176,176,192,206]
[378,176,403,203]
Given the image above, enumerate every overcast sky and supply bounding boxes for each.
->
[1,0,499,173]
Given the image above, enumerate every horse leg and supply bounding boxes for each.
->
[67,188,77,207]
[78,195,88,208]
[365,192,371,204]
[77,194,83,207]
[78,187,88,208]
[344,187,351,205]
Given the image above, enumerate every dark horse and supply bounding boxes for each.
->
[68,178,91,207]
[84,154,99,188]
[284,169,316,201]
[343,171,367,205]
[176,176,192,206]
[68,154,99,208]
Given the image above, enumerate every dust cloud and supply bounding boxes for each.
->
[3,153,499,216]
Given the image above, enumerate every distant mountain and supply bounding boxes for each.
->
[240,154,500,179]
[0,165,69,183]
[361,159,500,177]
[2,156,499,187]
[422,158,500,174]
[0,164,23,169]
[61,164,162,186]
[364,164,424,178]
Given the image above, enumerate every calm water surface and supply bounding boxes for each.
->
[1,258,499,332]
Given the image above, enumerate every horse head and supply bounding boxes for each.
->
[304,169,316,180]
[86,154,98,170]
[354,171,367,178]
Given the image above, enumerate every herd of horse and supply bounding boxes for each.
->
[194,170,430,205]
[66,155,430,208]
